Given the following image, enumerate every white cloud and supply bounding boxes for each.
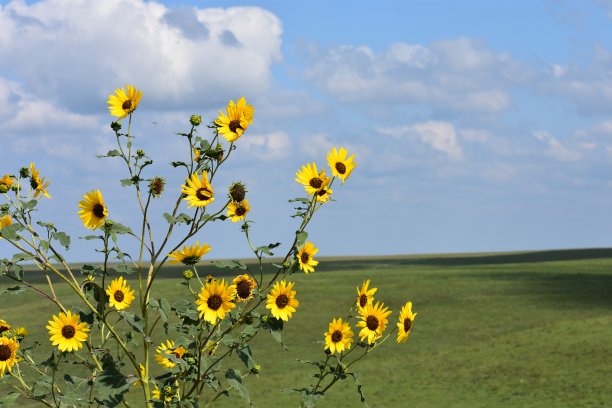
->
[241,131,290,161]
[379,121,463,160]
[0,0,282,112]
[460,128,490,143]
[534,130,581,161]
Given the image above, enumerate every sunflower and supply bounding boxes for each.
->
[226,199,250,222]
[29,163,50,198]
[0,320,10,334]
[47,311,89,352]
[0,336,19,377]
[0,215,12,239]
[0,174,13,192]
[13,327,28,338]
[266,280,299,321]
[397,301,417,344]
[78,190,108,230]
[107,85,143,119]
[356,279,377,313]
[214,97,253,142]
[357,301,392,345]
[314,187,333,203]
[324,318,353,355]
[168,241,211,265]
[195,279,236,324]
[295,163,330,196]
[327,147,357,183]
[181,171,215,207]
[106,276,135,311]
[155,340,187,369]
[297,242,319,273]
[232,274,257,302]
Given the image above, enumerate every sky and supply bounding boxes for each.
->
[2,0,612,262]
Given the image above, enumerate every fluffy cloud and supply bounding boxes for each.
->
[379,121,463,159]
[0,0,282,112]
[534,130,581,162]
[303,37,531,113]
[240,131,291,161]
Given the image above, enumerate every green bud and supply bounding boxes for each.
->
[111,121,122,132]
[0,204,9,213]
[103,220,114,233]
[19,167,29,179]
[251,364,261,374]
[261,315,268,323]
[163,386,173,395]
[190,114,202,126]
[0,185,7,194]
[136,149,145,158]
[182,270,194,280]
[185,356,196,365]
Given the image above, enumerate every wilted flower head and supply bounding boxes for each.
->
[149,177,165,197]
[229,182,247,203]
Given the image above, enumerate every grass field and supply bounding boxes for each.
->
[1,248,612,407]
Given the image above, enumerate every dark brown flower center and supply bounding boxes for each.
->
[114,290,125,302]
[300,252,310,264]
[235,206,246,216]
[92,204,105,218]
[0,325,8,334]
[30,178,39,190]
[61,325,76,339]
[359,294,368,307]
[122,100,132,110]
[182,255,200,265]
[196,187,211,201]
[236,280,252,299]
[309,177,323,189]
[335,162,347,174]
[207,294,223,311]
[331,330,343,343]
[317,189,327,197]
[229,120,243,133]
[275,294,289,309]
[403,318,412,333]
[0,345,11,361]
[366,315,379,331]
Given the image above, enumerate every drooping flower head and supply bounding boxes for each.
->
[295,163,330,196]
[106,276,135,311]
[181,171,215,207]
[155,340,186,369]
[357,301,392,345]
[266,280,299,321]
[107,85,143,119]
[327,147,357,183]
[78,190,108,230]
[396,301,417,344]
[314,187,333,203]
[29,163,50,199]
[227,199,250,222]
[324,318,354,355]
[168,241,211,265]
[297,242,319,274]
[0,336,19,377]
[356,279,377,313]
[214,97,253,142]
[0,175,13,193]
[196,279,236,324]
[232,274,257,302]
[47,311,89,352]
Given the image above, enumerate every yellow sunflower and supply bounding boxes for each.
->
[14,327,28,338]
[47,311,89,352]
[29,163,50,199]
[214,97,253,142]
[232,274,257,302]
[0,320,10,334]
[314,187,333,203]
[297,242,319,274]
[195,279,236,324]
[0,336,19,377]
[181,171,215,207]
[357,301,392,345]
[0,215,12,239]
[356,279,377,313]
[327,147,357,183]
[168,241,211,265]
[106,276,135,311]
[397,301,417,344]
[78,190,108,230]
[295,163,330,196]
[324,318,353,355]
[155,340,187,369]
[226,199,250,222]
[107,85,143,119]
[0,174,13,192]
[266,280,299,321]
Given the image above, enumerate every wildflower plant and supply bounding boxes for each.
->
[0,85,417,407]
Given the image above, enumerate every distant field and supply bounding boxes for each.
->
[1,248,612,407]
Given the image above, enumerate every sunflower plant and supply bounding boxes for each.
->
[0,85,416,408]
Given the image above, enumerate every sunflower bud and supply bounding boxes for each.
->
[104,220,114,234]
[190,114,202,127]
[182,270,193,280]
[0,185,7,194]
[229,182,247,202]
[19,167,30,179]
[149,177,165,197]
[185,356,196,365]
[163,386,173,395]
[251,364,261,374]
[0,204,9,213]
[136,149,145,158]
[111,121,122,132]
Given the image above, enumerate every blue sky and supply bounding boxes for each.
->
[2,0,612,262]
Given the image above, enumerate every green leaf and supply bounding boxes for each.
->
[0,286,26,296]
[301,391,323,408]
[171,161,188,168]
[255,242,282,256]
[348,372,369,407]
[96,365,131,407]
[110,222,133,235]
[0,392,20,407]
[21,199,38,210]
[163,212,175,224]
[32,374,52,398]
[296,231,308,246]
[289,197,311,204]
[212,260,247,270]
[52,231,70,249]
[0,223,23,240]
[97,149,121,158]
[225,369,250,404]
[121,311,146,337]
[262,317,286,349]
[150,297,171,323]
[120,178,133,186]
[236,344,256,370]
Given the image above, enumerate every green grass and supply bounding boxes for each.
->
[2,248,612,407]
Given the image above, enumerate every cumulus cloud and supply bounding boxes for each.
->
[0,0,282,112]
[534,130,581,161]
[303,37,531,113]
[379,121,463,159]
[241,131,291,161]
